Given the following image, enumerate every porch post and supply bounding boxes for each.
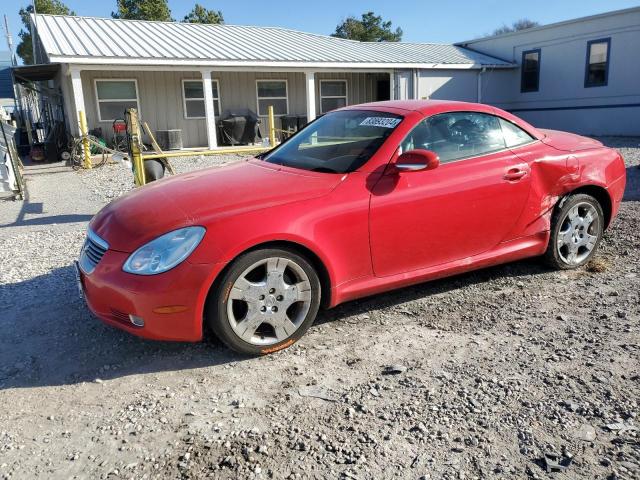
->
[389,70,395,100]
[305,71,316,122]
[69,66,85,136]
[201,69,218,149]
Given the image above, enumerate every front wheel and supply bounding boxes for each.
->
[207,248,321,355]
[544,193,604,269]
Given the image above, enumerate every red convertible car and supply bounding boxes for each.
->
[77,100,626,354]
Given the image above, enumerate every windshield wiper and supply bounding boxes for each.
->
[311,167,339,174]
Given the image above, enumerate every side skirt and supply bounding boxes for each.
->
[330,231,549,307]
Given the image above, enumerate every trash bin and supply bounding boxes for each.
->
[295,115,308,130]
[280,115,308,140]
[281,115,298,133]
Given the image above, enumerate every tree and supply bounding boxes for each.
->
[16,0,74,64]
[112,0,172,21]
[332,11,402,42]
[183,4,224,24]
[492,18,539,36]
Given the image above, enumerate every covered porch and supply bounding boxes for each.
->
[63,66,394,150]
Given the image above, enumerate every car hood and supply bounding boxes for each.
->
[90,160,343,252]
[539,129,603,152]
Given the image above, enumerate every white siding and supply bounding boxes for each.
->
[315,72,388,109]
[214,71,306,138]
[80,70,308,147]
[465,8,640,135]
[81,70,207,147]
[394,70,414,100]
[418,70,478,102]
[77,70,386,147]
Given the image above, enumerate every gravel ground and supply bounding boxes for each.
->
[0,138,638,480]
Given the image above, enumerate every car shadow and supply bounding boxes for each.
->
[0,188,95,229]
[623,165,640,201]
[0,256,551,391]
[0,264,245,391]
[314,257,550,327]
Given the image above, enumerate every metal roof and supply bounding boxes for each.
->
[33,15,514,69]
[12,63,61,83]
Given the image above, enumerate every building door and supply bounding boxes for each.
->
[376,79,390,101]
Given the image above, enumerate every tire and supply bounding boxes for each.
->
[543,193,605,269]
[143,159,165,182]
[207,248,321,355]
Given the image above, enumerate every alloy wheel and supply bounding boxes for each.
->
[226,257,313,346]
[556,201,601,265]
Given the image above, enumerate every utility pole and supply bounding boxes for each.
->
[3,14,19,121]
[30,0,37,64]
[3,15,14,65]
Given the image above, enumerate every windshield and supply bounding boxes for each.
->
[262,110,403,173]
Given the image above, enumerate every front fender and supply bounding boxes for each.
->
[188,174,373,309]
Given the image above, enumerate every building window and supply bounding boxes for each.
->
[256,80,288,116]
[585,38,611,88]
[95,79,139,122]
[320,80,348,113]
[521,49,540,93]
[182,79,221,119]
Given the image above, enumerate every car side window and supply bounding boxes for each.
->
[499,118,535,148]
[400,112,506,164]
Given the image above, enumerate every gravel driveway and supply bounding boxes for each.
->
[0,139,638,479]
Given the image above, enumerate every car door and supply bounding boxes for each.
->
[369,111,532,277]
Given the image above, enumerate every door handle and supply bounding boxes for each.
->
[504,167,528,181]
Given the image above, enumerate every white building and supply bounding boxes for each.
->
[456,6,640,136]
[17,6,640,150]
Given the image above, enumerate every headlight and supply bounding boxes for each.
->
[123,226,206,275]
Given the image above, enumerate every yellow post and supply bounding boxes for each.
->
[126,108,146,186]
[268,105,276,148]
[78,110,92,169]
[141,145,268,160]
[142,121,175,175]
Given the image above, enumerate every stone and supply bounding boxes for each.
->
[383,365,407,375]
[574,424,597,442]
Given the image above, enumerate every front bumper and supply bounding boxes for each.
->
[78,248,226,342]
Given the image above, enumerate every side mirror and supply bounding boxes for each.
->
[394,149,440,172]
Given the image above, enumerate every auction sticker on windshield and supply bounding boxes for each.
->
[359,117,402,128]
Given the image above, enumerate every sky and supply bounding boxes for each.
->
[2,0,639,55]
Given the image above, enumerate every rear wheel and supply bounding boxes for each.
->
[544,193,604,269]
[207,248,321,355]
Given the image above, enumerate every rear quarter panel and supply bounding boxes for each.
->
[505,140,577,238]
[579,147,626,190]
[579,147,626,221]
[508,140,625,238]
